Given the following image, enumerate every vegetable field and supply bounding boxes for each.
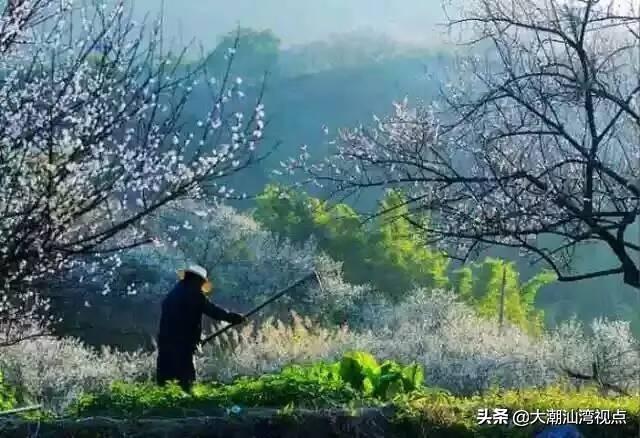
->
[1,352,638,437]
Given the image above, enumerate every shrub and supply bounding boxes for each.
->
[360,289,640,396]
[299,255,373,324]
[0,337,153,413]
[359,289,558,395]
[546,317,640,394]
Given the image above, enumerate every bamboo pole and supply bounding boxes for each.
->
[498,264,507,330]
[0,405,42,416]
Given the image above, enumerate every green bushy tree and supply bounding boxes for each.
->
[452,259,555,336]
[255,185,554,332]
[368,191,449,295]
[255,185,449,301]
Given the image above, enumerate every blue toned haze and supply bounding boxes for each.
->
[131,0,456,49]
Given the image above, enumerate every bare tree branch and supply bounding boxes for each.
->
[295,0,640,289]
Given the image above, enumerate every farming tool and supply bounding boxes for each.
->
[199,270,323,346]
[0,405,42,416]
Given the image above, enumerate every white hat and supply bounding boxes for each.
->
[183,265,208,280]
[177,265,213,294]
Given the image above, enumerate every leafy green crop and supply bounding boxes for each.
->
[339,351,424,400]
[66,350,640,438]
[70,352,423,418]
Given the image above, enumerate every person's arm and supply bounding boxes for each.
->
[202,298,245,324]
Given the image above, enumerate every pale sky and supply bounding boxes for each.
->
[130,0,455,49]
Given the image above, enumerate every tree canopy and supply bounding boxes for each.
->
[291,0,640,292]
[255,185,552,333]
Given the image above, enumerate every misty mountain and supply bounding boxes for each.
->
[182,32,452,201]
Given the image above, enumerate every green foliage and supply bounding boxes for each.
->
[339,351,378,393]
[0,371,16,411]
[339,352,424,400]
[452,267,473,301]
[452,258,555,336]
[254,185,450,301]
[255,185,554,333]
[64,355,639,438]
[70,352,423,418]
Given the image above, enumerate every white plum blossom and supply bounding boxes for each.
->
[295,0,640,289]
[0,0,268,345]
[136,200,317,305]
[3,289,639,410]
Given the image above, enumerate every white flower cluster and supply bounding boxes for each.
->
[0,335,153,413]
[0,1,266,341]
[2,288,638,410]
[133,200,317,304]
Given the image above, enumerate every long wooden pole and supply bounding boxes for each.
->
[0,405,42,416]
[498,265,507,330]
[200,271,321,346]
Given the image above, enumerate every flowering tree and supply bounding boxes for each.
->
[0,0,267,346]
[291,0,640,289]
[140,200,316,304]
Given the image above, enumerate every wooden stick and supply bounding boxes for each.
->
[200,271,321,346]
[0,405,42,416]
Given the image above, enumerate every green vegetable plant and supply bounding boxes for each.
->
[339,351,424,400]
[70,352,424,418]
[40,352,640,438]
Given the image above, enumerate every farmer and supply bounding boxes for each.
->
[156,265,246,391]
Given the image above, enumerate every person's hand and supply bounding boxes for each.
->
[228,312,247,325]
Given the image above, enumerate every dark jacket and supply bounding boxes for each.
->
[157,281,236,352]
